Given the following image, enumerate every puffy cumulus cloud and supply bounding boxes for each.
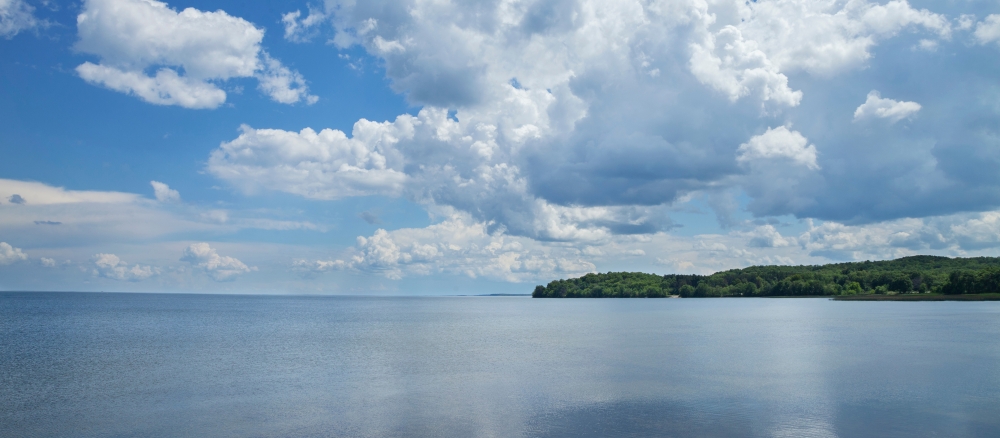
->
[0,241,28,265]
[326,214,595,282]
[0,0,41,38]
[150,180,180,202]
[743,224,795,248]
[75,0,316,108]
[730,126,823,222]
[737,126,819,170]
[975,14,1000,45]
[208,123,408,199]
[689,25,802,107]
[737,0,951,75]
[208,109,678,241]
[40,257,57,267]
[92,253,159,281]
[181,243,254,281]
[853,91,921,123]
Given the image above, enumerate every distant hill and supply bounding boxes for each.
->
[531,256,1000,298]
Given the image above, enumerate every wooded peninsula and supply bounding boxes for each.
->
[531,255,1000,299]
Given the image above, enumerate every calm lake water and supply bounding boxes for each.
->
[2,292,999,437]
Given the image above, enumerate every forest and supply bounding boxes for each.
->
[531,255,1000,298]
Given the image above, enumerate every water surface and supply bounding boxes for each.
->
[2,293,999,437]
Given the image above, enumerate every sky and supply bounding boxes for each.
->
[2,0,1000,294]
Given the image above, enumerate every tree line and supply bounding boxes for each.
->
[531,255,1000,298]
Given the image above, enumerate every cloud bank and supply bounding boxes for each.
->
[184,0,1000,281]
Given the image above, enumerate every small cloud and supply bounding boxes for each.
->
[853,91,921,123]
[914,39,938,51]
[975,14,1000,46]
[8,194,25,204]
[957,14,976,31]
[34,220,62,225]
[181,243,254,281]
[202,210,229,224]
[282,7,327,43]
[40,257,57,267]
[292,259,347,274]
[92,253,158,281]
[150,181,180,202]
[656,258,696,273]
[0,242,28,265]
[737,126,819,170]
[359,210,381,224]
[744,225,794,248]
[256,52,319,105]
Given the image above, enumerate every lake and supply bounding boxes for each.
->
[2,292,999,437]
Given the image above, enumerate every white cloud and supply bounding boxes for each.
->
[40,257,57,267]
[208,0,981,247]
[737,126,819,170]
[853,90,921,123]
[957,14,976,31]
[743,225,794,248]
[150,180,180,202]
[0,0,41,38]
[76,63,227,109]
[689,25,802,107]
[915,39,938,51]
[0,178,138,204]
[974,14,1000,45]
[738,0,951,74]
[255,52,319,105]
[181,242,254,281]
[208,123,408,199]
[0,242,28,265]
[282,7,327,43]
[0,178,319,248]
[797,210,1000,260]
[0,178,206,247]
[292,258,346,274]
[92,253,158,281]
[75,0,315,108]
[330,213,595,282]
[178,0,1000,285]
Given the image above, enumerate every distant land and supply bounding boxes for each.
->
[531,256,1000,300]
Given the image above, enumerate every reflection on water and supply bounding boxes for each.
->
[2,293,999,437]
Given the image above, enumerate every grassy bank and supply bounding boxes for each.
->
[832,293,1000,301]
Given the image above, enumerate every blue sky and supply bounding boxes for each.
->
[2,0,1000,294]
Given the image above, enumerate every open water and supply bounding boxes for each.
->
[2,292,999,437]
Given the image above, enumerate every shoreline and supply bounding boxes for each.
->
[532,294,1000,301]
[832,293,1000,301]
